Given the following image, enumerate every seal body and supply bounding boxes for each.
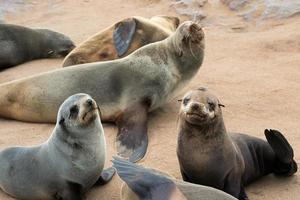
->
[0,24,75,69]
[62,15,179,67]
[0,94,114,200]
[0,21,205,162]
[112,157,237,200]
[177,88,297,200]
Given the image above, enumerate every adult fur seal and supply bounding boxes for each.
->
[112,157,237,200]
[177,88,298,200]
[62,15,179,67]
[0,21,205,162]
[0,24,75,69]
[0,93,115,200]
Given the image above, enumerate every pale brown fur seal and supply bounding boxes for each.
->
[112,157,237,200]
[62,15,179,67]
[177,88,297,200]
[0,21,205,162]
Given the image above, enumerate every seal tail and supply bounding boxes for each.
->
[264,129,298,176]
[112,156,175,199]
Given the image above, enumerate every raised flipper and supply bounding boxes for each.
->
[113,18,137,57]
[116,103,148,162]
[265,129,298,175]
[95,167,116,185]
[112,157,187,200]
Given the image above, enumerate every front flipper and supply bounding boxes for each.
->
[116,103,148,162]
[113,18,137,57]
[56,181,85,200]
[238,187,249,200]
[95,167,116,185]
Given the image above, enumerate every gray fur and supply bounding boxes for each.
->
[0,24,75,69]
[0,94,107,200]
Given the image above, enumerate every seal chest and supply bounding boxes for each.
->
[0,93,115,200]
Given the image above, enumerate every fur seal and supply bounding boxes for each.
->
[0,24,75,69]
[112,157,237,200]
[0,93,115,200]
[177,88,298,200]
[62,15,179,67]
[0,21,205,162]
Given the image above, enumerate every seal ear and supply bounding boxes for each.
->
[218,103,225,108]
[113,18,137,57]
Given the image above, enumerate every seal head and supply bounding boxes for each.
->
[37,29,75,58]
[179,87,223,127]
[57,93,100,131]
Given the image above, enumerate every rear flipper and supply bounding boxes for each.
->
[112,157,187,200]
[265,129,298,176]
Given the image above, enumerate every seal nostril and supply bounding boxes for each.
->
[86,99,93,107]
[191,103,199,111]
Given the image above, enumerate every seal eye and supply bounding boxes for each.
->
[183,97,190,105]
[99,52,109,59]
[208,102,215,111]
[59,118,65,125]
[69,105,79,118]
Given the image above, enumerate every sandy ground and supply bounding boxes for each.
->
[0,0,299,199]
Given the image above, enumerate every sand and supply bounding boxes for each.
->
[0,0,299,199]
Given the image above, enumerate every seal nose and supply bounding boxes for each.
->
[191,103,200,111]
[86,99,93,107]
[190,102,206,113]
[188,23,204,41]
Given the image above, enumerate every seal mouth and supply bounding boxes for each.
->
[59,48,73,56]
[186,112,207,121]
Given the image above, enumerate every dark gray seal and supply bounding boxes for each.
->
[177,87,297,200]
[0,21,205,162]
[112,157,237,200]
[0,93,115,200]
[0,24,75,69]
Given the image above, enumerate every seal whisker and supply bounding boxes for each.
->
[189,39,197,59]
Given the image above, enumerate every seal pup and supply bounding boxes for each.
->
[112,157,237,200]
[0,21,205,162]
[62,15,179,67]
[0,24,75,69]
[177,88,298,200]
[0,93,115,200]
